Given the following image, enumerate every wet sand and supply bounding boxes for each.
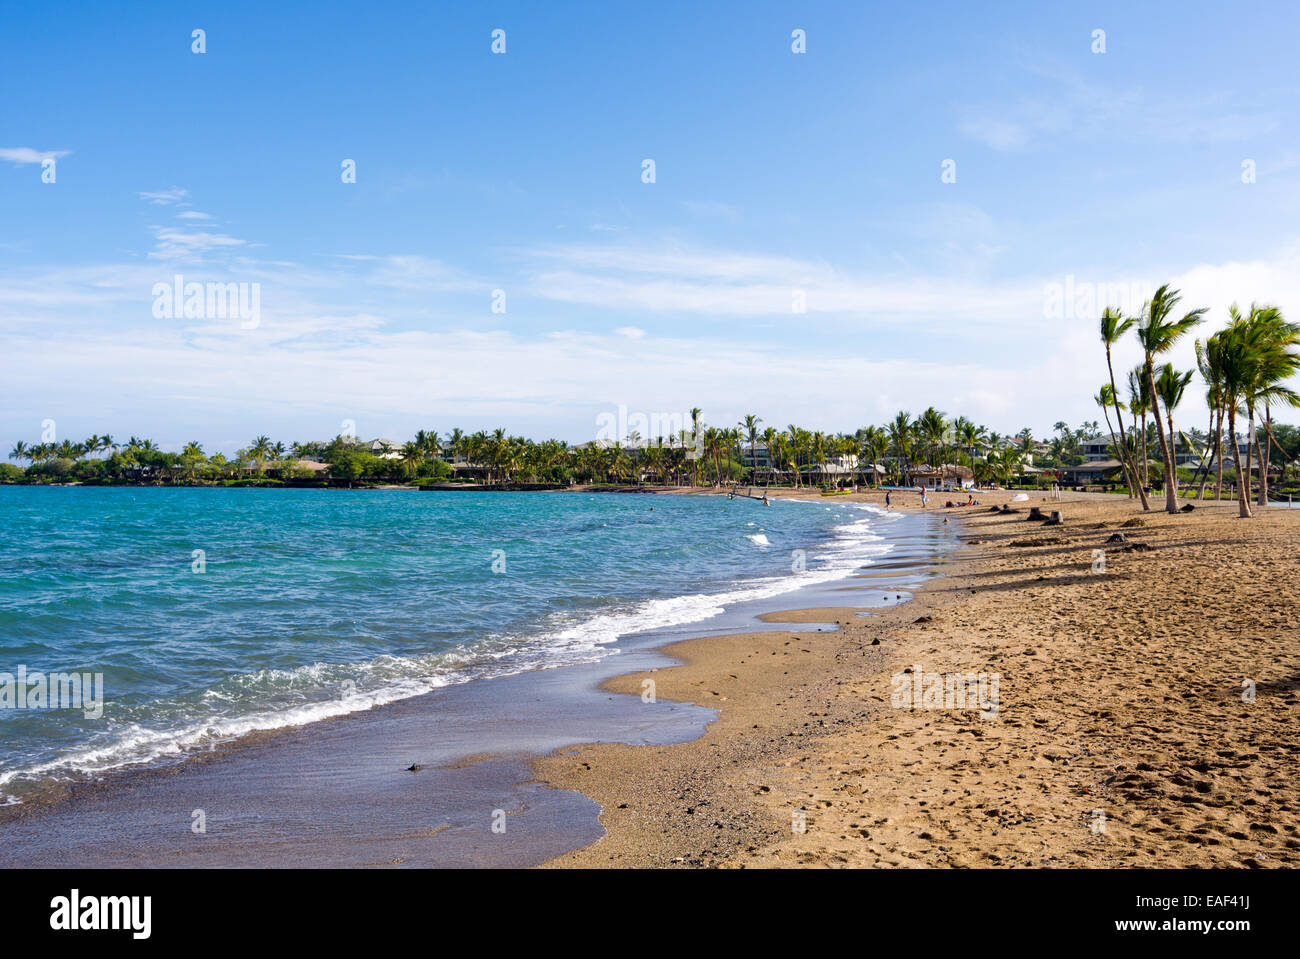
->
[538,488,1300,867]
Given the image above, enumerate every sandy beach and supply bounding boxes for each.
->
[537,488,1300,868]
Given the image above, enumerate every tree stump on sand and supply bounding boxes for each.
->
[1043,510,1064,526]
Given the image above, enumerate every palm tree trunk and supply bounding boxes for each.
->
[1195,408,1216,500]
[1214,404,1225,501]
[1139,413,1149,486]
[1146,361,1178,513]
[1232,406,1252,517]
[1257,404,1271,507]
[1107,347,1149,508]
[1166,408,1180,501]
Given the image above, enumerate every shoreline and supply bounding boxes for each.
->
[0,489,941,866]
[5,486,1296,867]
[535,487,1300,867]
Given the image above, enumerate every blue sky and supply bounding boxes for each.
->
[3,0,1299,454]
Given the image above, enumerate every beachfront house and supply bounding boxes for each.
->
[368,438,403,460]
[1080,436,1111,461]
[910,464,975,490]
[739,442,773,471]
[1059,458,1124,486]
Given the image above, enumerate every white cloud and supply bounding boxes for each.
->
[2,228,1297,450]
[957,60,1279,152]
[149,226,248,260]
[0,147,70,164]
[138,188,190,205]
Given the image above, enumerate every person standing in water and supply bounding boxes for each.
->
[918,485,928,508]
[885,490,891,509]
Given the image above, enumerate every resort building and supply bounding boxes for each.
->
[1059,459,1124,485]
[739,443,773,471]
[1080,437,1111,461]
[368,438,403,460]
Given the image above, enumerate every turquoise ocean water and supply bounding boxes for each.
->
[0,487,899,803]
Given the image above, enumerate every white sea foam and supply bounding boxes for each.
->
[747,533,771,546]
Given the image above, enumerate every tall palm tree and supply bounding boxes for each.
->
[760,426,778,485]
[1126,367,1152,487]
[740,414,762,485]
[1153,363,1194,499]
[689,408,703,486]
[916,407,946,472]
[888,411,914,486]
[1224,304,1300,507]
[1193,336,1226,500]
[1099,307,1149,507]
[1214,318,1257,517]
[1136,284,1207,512]
[860,425,887,487]
[249,435,273,473]
[8,440,30,466]
[1094,385,1127,492]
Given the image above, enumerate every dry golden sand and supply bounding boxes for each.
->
[536,488,1300,868]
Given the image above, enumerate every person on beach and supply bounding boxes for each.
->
[918,485,927,508]
[885,490,891,508]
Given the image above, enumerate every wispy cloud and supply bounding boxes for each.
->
[138,188,190,205]
[958,60,1280,152]
[524,241,1038,325]
[0,147,70,165]
[149,226,248,260]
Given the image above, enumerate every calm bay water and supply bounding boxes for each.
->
[0,487,898,802]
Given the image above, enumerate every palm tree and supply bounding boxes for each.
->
[860,425,887,487]
[1153,363,1194,499]
[1246,308,1300,506]
[1219,304,1300,508]
[760,426,778,485]
[740,414,762,485]
[400,441,423,478]
[1099,307,1149,507]
[1094,385,1126,491]
[8,440,30,466]
[1126,367,1152,487]
[689,408,703,486]
[249,435,273,473]
[917,407,946,470]
[1136,285,1207,512]
[1193,336,1226,500]
[888,411,914,486]
[1214,318,1257,517]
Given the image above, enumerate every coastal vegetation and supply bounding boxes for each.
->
[4,283,1296,503]
[6,414,1297,496]
[1096,285,1300,516]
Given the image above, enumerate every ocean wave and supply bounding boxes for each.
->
[0,498,895,798]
